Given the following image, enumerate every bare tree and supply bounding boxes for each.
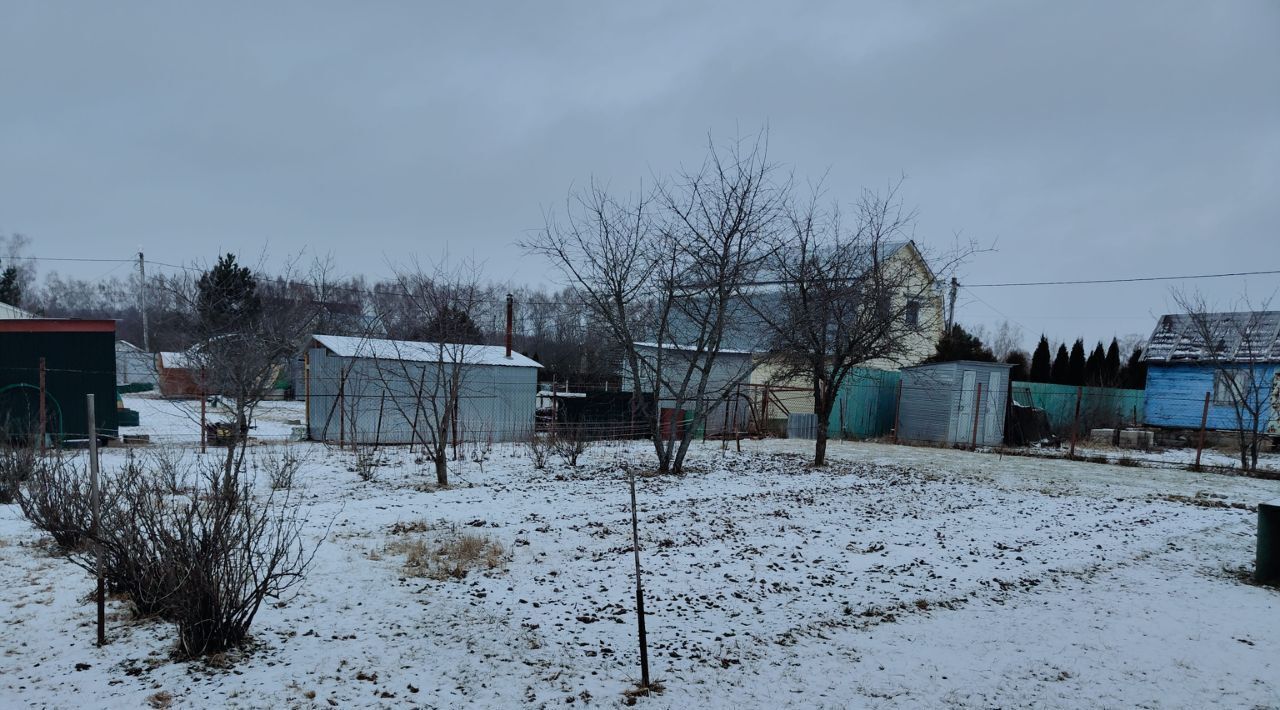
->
[748,181,963,466]
[1169,291,1277,472]
[364,259,495,487]
[529,133,785,473]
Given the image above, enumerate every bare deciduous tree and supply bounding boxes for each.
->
[529,133,785,473]
[363,259,495,487]
[748,181,965,466]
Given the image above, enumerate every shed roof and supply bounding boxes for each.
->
[310,334,541,368]
[0,301,34,319]
[1142,311,1280,364]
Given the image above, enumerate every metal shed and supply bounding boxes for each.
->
[115,340,158,387]
[897,360,1012,447]
[0,319,118,443]
[304,334,541,444]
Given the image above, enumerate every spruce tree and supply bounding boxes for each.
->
[924,324,996,363]
[1104,338,1122,386]
[1030,335,1052,383]
[1068,338,1086,386]
[1004,351,1029,381]
[0,261,20,306]
[1085,342,1106,385]
[1122,347,1148,389]
[197,253,261,335]
[1051,344,1070,384]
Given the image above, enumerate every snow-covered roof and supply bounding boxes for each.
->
[1143,311,1280,363]
[0,301,33,319]
[633,341,756,356]
[158,351,198,369]
[311,334,541,368]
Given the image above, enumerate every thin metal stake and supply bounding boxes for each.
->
[86,394,105,646]
[628,466,651,689]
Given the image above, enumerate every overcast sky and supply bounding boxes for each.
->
[2,1,1277,351]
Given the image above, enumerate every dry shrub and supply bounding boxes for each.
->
[256,445,303,490]
[526,435,550,470]
[0,440,40,504]
[18,448,318,657]
[388,522,506,580]
[549,421,589,468]
[15,452,94,549]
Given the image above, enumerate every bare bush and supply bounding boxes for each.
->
[0,440,38,504]
[256,445,303,490]
[352,445,379,482]
[468,436,492,474]
[526,435,550,469]
[550,421,589,467]
[17,448,318,656]
[15,452,93,549]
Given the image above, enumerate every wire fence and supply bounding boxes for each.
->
[4,360,1278,475]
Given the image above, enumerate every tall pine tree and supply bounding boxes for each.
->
[1085,342,1106,385]
[1004,351,1029,381]
[1122,347,1147,389]
[1051,344,1071,384]
[1068,338,1086,386]
[1104,338,1121,387]
[197,253,261,335]
[1030,335,1052,383]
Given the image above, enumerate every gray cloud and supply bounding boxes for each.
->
[2,0,1277,348]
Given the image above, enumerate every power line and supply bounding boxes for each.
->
[965,269,1280,288]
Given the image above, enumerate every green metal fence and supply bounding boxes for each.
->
[1010,382,1145,435]
[829,368,901,439]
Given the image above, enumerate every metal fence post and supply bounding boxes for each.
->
[1069,386,1082,458]
[86,394,105,646]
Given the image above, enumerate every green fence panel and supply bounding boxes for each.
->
[829,368,901,439]
[1010,382,1145,434]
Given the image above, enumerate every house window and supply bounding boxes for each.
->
[905,299,920,328]
[1212,370,1250,405]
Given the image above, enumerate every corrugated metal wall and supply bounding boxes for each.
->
[897,362,1010,446]
[306,347,537,444]
[0,329,118,440]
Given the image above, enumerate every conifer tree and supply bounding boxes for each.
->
[1085,342,1106,385]
[197,253,261,335]
[1104,338,1122,386]
[1068,338,1086,386]
[1030,335,1052,383]
[1051,344,1070,384]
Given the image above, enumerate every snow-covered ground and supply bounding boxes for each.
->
[3,409,1279,708]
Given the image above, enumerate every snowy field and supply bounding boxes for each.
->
[3,399,1280,708]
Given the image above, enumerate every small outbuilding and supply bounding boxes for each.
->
[115,340,158,387]
[1141,311,1279,435]
[896,360,1012,447]
[156,350,202,398]
[0,318,118,443]
[304,334,541,444]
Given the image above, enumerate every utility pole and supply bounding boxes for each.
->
[946,277,958,334]
[137,250,151,352]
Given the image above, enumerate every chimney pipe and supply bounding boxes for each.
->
[505,293,514,358]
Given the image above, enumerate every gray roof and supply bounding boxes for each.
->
[1142,311,1280,364]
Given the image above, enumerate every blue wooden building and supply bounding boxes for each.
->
[1141,311,1280,435]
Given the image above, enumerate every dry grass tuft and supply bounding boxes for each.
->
[387,522,507,580]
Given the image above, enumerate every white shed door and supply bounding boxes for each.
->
[957,369,977,444]
[983,370,1004,444]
